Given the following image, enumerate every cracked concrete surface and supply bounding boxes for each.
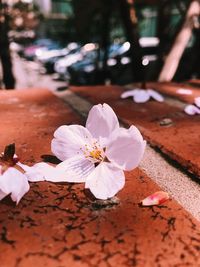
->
[1,169,200,267]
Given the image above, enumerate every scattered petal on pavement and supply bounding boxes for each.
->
[141,191,170,206]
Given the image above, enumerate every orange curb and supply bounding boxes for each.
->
[0,88,200,267]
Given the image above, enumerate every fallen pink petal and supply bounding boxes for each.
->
[184,104,200,115]
[141,191,170,206]
[121,88,164,103]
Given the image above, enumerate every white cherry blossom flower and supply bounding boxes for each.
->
[121,88,164,103]
[26,104,146,199]
[0,144,30,204]
[41,103,146,200]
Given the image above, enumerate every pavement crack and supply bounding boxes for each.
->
[0,226,16,246]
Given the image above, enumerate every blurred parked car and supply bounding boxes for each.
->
[54,43,97,80]
[68,43,123,85]
[36,43,80,74]
[20,38,61,61]
[68,38,159,85]
[18,37,159,85]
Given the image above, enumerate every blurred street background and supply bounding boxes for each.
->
[0,0,200,90]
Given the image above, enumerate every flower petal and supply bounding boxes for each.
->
[55,155,95,182]
[85,162,125,199]
[184,104,200,115]
[17,162,45,182]
[194,96,200,108]
[0,168,30,204]
[25,156,95,183]
[133,90,150,103]
[120,89,139,99]
[23,162,57,182]
[86,103,119,146]
[51,125,94,161]
[105,126,146,171]
[141,191,169,206]
[147,89,164,102]
[0,190,7,201]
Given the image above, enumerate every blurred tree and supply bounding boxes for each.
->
[152,0,187,79]
[0,1,15,89]
[156,1,173,67]
[72,0,103,43]
[72,0,144,83]
[119,0,144,81]
[159,0,200,81]
[72,0,107,83]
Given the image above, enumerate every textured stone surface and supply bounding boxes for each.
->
[71,85,200,177]
[0,89,82,163]
[1,88,200,267]
[1,168,200,267]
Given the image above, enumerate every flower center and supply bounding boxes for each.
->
[89,149,104,161]
[82,141,105,163]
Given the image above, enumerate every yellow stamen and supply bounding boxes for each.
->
[81,141,105,163]
[89,149,103,161]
